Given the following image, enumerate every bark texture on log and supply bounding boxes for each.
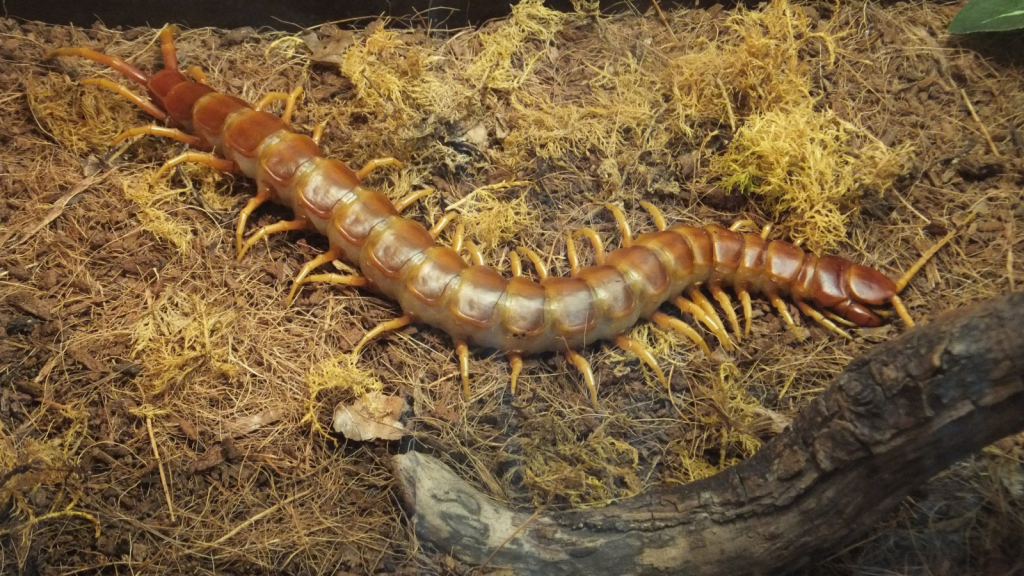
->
[393,292,1024,576]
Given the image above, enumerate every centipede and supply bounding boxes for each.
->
[45,28,920,408]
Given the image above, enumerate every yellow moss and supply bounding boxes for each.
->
[447,181,534,252]
[25,73,137,154]
[466,0,567,91]
[121,179,195,255]
[708,101,908,251]
[131,293,238,395]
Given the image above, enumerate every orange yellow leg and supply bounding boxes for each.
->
[237,217,310,260]
[737,289,753,338]
[564,349,599,410]
[639,201,667,231]
[466,242,484,266]
[652,312,711,356]
[352,313,414,356]
[159,26,179,69]
[256,86,304,123]
[355,157,402,181]
[517,246,549,280]
[769,294,798,329]
[153,151,236,181]
[187,66,208,84]
[312,122,327,146]
[79,78,168,121]
[890,295,915,328]
[394,188,434,212]
[794,300,852,339]
[455,340,471,399]
[236,187,272,258]
[567,228,605,275]
[614,335,667,390]
[709,285,743,340]
[45,47,150,86]
[111,125,207,149]
[286,247,369,305]
[673,295,734,350]
[508,353,524,394]
[605,204,633,247]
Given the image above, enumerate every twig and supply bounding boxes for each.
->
[960,89,1000,157]
[146,416,176,522]
[649,0,681,46]
[203,488,313,547]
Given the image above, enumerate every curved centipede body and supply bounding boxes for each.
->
[44,28,916,408]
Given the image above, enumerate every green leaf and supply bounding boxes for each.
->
[949,0,1024,33]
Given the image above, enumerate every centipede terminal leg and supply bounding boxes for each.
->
[237,217,311,260]
[79,78,168,121]
[111,125,208,149]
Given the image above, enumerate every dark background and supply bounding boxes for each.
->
[2,0,693,30]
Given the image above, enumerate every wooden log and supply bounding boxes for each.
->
[393,292,1024,575]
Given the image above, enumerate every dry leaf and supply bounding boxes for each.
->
[307,30,356,66]
[332,392,406,441]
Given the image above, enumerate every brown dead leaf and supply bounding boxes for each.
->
[332,392,406,441]
[6,292,53,321]
[218,409,285,440]
[307,30,356,66]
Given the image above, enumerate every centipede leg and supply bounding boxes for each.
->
[769,294,798,330]
[737,289,753,338]
[517,247,549,280]
[564,349,599,410]
[256,86,304,123]
[451,223,465,253]
[312,122,327,145]
[508,353,523,394]
[79,78,168,121]
[236,186,272,258]
[394,188,435,212]
[355,157,402,181]
[352,312,414,356]
[652,312,711,356]
[466,242,485,266]
[154,151,236,181]
[159,26,179,69]
[111,125,208,149]
[605,204,632,247]
[287,246,369,305]
[237,217,311,260]
[455,340,471,399]
[673,296,734,350]
[187,66,208,84]
[614,335,667,390]
[794,300,852,339]
[428,212,457,238]
[709,285,743,341]
[639,201,667,231]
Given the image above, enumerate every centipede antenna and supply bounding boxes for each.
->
[187,66,208,84]
[639,201,667,231]
[614,335,667,390]
[737,289,753,337]
[709,286,743,340]
[605,204,632,247]
[112,125,208,149]
[159,26,179,70]
[153,151,235,182]
[509,251,523,277]
[352,313,414,357]
[896,227,958,294]
[517,246,548,280]
[286,247,343,303]
[395,188,435,212]
[79,78,167,121]
[466,242,485,266]
[652,312,711,356]
[236,187,272,258]
[508,353,523,394]
[45,47,151,86]
[238,217,310,260]
[890,295,915,327]
[794,300,852,339]
[455,340,471,399]
[564,349,599,410]
[355,157,403,181]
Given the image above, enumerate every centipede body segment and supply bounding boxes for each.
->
[45,28,916,408]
